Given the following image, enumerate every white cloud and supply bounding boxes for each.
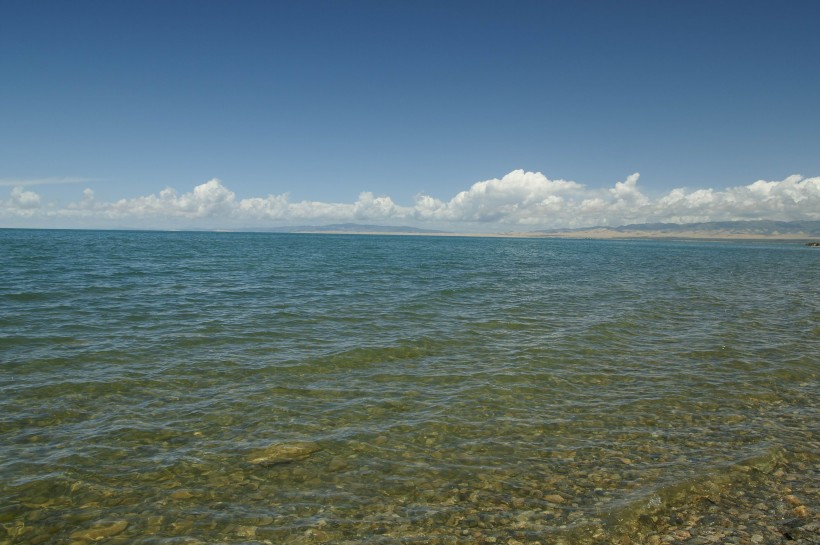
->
[102,179,236,219]
[10,186,42,209]
[610,173,646,202]
[423,169,583,223]
[2,172,819,230]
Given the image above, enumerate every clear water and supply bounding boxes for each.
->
[1,230,817,544]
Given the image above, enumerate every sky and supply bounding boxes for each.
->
[1,0,819,231]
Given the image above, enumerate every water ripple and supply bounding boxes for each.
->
[0,230,817,544]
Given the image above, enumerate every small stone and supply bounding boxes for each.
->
[170,489,194,500]
[171,520,193,534]
[235,526,257,538]
[374,436,388,445]
[70,520,128,541]
[248,442,321,465]
[307,529,330,542]
[750,534,763,543]
[327,457,348,472]
[146,515,164,533]
[793,505,810,518]
[707,529,725,541]
[784,494,801,506]
[544,494,566,504]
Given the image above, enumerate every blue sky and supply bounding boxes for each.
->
[2,1,819,230]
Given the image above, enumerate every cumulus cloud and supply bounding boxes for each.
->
[10,186,42,209]
[1,171,818,230]
[648,174,820,224]
[418,170,584,223]
[101,179,237,219]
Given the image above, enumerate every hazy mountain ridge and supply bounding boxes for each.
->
[535,220,820,237]
[284,223,450,234]
[614,220,820,235]
[295,220,820,237]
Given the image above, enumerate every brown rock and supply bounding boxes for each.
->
[793,505,810,518]
[170,489,194,500]
[327,457,349,472]
[248,442,321,465]
[784,494,802,506]
[70,520,128,541]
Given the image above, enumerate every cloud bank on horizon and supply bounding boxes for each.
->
[2,171,819,231]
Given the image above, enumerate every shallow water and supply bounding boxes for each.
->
[1,230,817,544]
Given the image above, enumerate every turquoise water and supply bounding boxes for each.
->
[1,229,817,544]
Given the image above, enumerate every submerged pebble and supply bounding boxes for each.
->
[247,442,322,466]
[69,520,128,541]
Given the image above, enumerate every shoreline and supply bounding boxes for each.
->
[2,226,817,242]
[591,449,819,545]
[294,229,819,242]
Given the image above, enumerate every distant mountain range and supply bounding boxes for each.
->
[276,223,450,234]
[231,220,819,238]
[287,220,820,237]
[536,220,820,237]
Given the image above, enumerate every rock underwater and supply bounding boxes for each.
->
[248,442,322,466]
